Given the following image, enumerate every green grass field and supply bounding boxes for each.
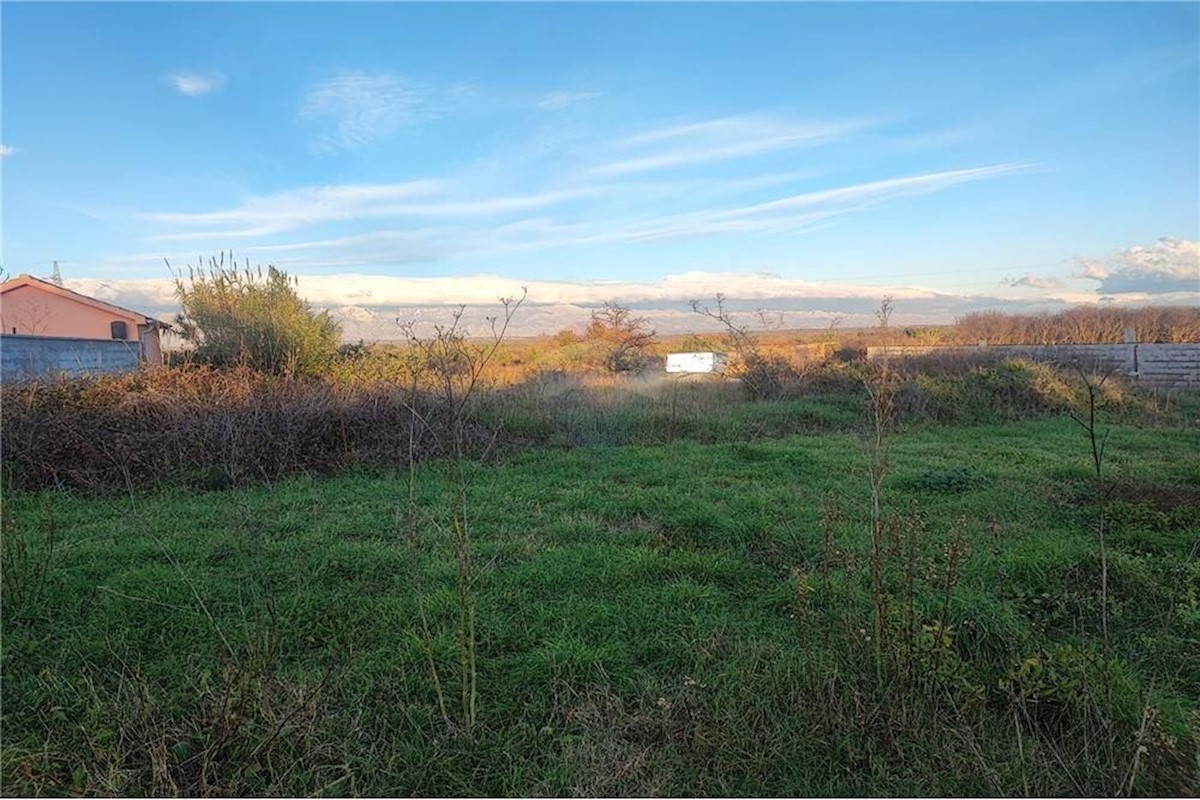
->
[3,414,1199,796]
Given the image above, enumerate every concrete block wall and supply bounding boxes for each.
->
[1136,344,1200,389]
[1,334,141,383]
[866,343,1200,389]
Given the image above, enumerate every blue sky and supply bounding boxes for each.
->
[2,2,1198,335]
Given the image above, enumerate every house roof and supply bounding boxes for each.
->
[0,274,170,329]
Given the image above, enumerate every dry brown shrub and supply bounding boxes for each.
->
[0,366,481,492]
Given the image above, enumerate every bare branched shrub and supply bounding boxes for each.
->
[689,293,795,399]
[1068,366,1116,482]
[586,301,657,373]
[1067,365,1119,651]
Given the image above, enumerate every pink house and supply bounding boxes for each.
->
[0,274,167,365]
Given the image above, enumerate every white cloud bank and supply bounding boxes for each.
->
[67,237,1200,341]
[70,270,941,314]
[0,144,16,158]
[61,271,984,339]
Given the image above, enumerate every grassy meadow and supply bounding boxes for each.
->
[3,362,1199,796]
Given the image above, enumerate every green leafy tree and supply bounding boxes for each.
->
[172,253,341,376]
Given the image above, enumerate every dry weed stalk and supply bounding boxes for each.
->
[398,290,527,737]
[1067,364,1117,651]
[866,296,896,682]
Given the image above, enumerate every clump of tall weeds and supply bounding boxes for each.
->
[3,629,344,796]
[1,497,59,625]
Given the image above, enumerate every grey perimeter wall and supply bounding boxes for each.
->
[866,343,1200,390]
[1,335,141,383]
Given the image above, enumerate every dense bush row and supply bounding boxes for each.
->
[1,358,1149,493]
[889,358,1127,422]
[0,367,481,492]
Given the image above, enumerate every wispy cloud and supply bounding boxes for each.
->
[144,181,594,241]
[539,90,601,110]
[142,162,1025,257]
[0,145,16,158]
[138,85,1031,274]
[165,70,226,96]
[603,164,1030,242]
[717,164,1030,218]
[145,180,447,238]
[1001,274,1063,289]
[616,117,774,148]
[300,72,441,152]
[592,115,870,175]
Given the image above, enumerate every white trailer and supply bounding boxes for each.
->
[665,352,729,374]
